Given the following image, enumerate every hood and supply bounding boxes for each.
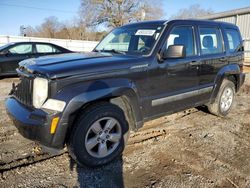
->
[19,52,142,79]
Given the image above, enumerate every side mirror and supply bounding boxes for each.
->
[0,50,11,57]
[162,45,186,59]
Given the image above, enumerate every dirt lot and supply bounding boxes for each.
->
[0,75,250,188]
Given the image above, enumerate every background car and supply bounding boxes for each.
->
[0,42,72,76]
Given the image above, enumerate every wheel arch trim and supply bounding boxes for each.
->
[211,64,241,102]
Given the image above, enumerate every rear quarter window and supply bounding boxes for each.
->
[225,29,241,52]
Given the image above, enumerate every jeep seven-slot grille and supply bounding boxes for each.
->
[13,77,33,106]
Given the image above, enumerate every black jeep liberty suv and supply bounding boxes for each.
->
[6,20,245,167]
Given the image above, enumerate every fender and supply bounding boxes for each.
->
[50,78,143,147]
[210,63,241,102]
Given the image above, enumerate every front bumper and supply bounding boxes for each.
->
[5,97,65,149]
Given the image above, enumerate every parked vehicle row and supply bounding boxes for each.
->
[0,42,71,76]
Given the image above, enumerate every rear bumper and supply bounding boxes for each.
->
[5,97,65,149]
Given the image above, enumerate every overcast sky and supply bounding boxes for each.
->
[0,0,250,36]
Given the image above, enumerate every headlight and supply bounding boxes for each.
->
[33,77,48,108]
[42,99,66,112]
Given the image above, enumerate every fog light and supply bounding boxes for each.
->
[42,99,66,112]
[50,117,60,134]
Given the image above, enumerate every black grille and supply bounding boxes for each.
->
[13,77,33,106]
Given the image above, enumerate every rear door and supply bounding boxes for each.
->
[197,25,227,101]
[34,43,62,57]
[0,43,33,74]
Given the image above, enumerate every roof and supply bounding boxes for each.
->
[121,19,236,28]
[168,19,236,26]
[7,41,56,45]
[201,7,250,20]
[120,20,167,27]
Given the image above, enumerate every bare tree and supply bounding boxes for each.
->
[25,0,164,40]
[35,16,62,38]
[25,16,107,41]
[22,1,164,40]
[79,0,164,28]
[170,4,213,19]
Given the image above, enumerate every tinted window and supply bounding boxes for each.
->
[8,44,32,54]
[199,27,223,55]
[167,26,196,57]
[225,29,241,52]
[36,44,61,53]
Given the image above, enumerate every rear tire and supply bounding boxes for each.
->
[67,102,129,167]
[208,79,235,117]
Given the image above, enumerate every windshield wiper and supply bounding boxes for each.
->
[95,49,126,55]
[109,49,126,54]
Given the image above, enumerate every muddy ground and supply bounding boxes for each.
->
[0,74,250,188]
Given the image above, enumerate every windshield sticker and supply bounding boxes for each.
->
[135,30,156,36]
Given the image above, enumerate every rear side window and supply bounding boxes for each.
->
[199,27,223,55]
[167,26,196,57]
[36,44,61,53]
[225,29,241,52]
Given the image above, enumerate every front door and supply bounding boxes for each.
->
[146,25,201,118]
[0,43,33,75]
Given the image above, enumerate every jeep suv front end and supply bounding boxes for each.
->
[6,71,67,149]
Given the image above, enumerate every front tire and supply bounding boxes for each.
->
[67,102,129,167]
[208,79,235,117]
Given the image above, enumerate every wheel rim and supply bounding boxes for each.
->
[85,117,122,158]
[220,87,234,112]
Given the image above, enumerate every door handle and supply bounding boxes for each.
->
[189,61,200,66]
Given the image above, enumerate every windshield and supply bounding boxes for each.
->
[95,24,164,55]
[0,43,12,51]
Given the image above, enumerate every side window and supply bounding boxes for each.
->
[199,27,223,55]
[167,26,196,57]
[8,44,32,54]
[36,44,61,53]
[225,29,241,52]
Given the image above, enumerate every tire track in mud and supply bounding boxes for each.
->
[0,151,67,174]
[0,109,199,174]
[0,128,168,174]
[0,103,197,173]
